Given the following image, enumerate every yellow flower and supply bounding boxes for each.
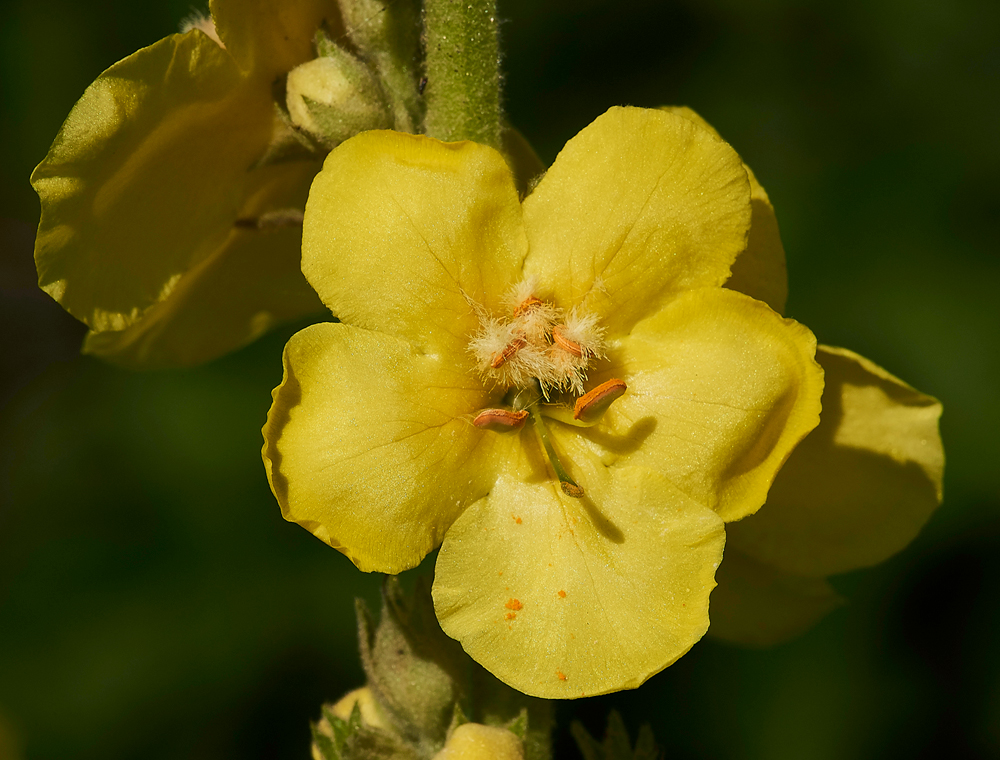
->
[660,108,946,645]
[30,0,347,368]
[30,0,541,370]
[262,106,824,698]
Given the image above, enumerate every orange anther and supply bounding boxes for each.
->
[473,408,529,433]
[512,295,544,317]
[490,337,527,368]
[552,325,584,357]
[573,378,628,422]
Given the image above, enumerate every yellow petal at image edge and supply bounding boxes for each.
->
[433,466,725,699]
[32,31,272,332]
[210,0,342,80]
[661,105,788,315]
[82,161,324,368]
[522,106,751,337]
[302,131,528,356]
[726,345,944,577]
[262,321,507,574]
[587,288,823,522]
[706,549,844,647]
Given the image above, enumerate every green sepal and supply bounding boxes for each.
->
[314,25,341,59]
[286,36,393,149]
[312,723,341,760]
[301,93,390,148]
[571,712,660,760]
[632,726,659,760]
[338,0,423,132]
[503,708,528,740]
[313,699,422,760]
[356,577,468,752]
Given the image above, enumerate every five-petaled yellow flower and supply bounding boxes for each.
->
[262,106,825,698]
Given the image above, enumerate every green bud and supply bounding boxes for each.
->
[311,694,419,760]
[338,0,422,132]
[357,577,469,753]
[285,45,392,149]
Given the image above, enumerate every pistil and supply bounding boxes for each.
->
[529,401,585,499]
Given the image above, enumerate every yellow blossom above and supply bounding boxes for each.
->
[30,0,344,368]
[262,107,825,698]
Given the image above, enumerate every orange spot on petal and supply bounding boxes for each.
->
[556,671,567,681]
[557,590,567,598]
[505,598,523,611]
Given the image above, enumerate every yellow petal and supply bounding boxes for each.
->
[433,465,725,699]
[725,168,788,315]
[31,31,272,333]
[726,346,944,577]
[81,161,324,368]
[707,549,844,647]
[521,107,751,335]
[500,124,546,198]
[585,287,823,523]
[262,321,506,574]
[661,106,788,314]
[301,131,528,354]
[210,0,341,80]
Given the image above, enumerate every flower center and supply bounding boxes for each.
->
[470,278,605,397]
[469,278,627,499]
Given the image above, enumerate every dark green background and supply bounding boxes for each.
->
[2,0,998,757]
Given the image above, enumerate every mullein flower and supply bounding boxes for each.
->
[662,107,946,644]
[262,106,825,698]
[31,0,435,368]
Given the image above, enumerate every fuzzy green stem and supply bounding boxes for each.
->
[422,0,501,147]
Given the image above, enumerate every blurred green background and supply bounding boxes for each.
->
[1,0,998,758]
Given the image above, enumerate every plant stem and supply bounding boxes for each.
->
[422,0,501,147]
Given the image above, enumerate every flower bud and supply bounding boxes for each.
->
[432,724,524,760]
[330,686,388,729]
[285,47,393,148]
